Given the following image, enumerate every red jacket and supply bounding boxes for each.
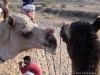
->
[20,62,42,75]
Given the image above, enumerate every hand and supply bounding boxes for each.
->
[19,61,22,68]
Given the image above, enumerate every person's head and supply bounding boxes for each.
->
[23,56,31,64]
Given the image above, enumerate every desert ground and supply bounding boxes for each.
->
[0,1,100,75]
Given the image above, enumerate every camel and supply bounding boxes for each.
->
[60,16,100,75]
[0,14,57,63]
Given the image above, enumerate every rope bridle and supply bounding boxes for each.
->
[44,29,62,75]
[59,37,62,75]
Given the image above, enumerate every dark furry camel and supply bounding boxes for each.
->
[60,16,100,75]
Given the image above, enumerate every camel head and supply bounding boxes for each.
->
[0,14,57,62]
[60,16,100,44]
[8,14,57,54]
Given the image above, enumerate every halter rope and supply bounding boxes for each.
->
[59,37,62,75]
[45,52,50,75]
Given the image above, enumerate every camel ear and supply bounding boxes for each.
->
[62,22,70,29]
[8,16,15,28]
[63,22,70,30]
[92,16,100,32]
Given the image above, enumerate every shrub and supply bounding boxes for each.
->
[9,4,20,12]
[61,3,66,8]
[43,8,100,19]
[41,2,48,7]
[78,4,84,7]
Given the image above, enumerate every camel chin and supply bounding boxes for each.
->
[44,46,57,54]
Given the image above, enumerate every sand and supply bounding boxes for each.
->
[0,4,100,74]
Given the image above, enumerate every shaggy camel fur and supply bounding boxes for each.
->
[60,16,100,75]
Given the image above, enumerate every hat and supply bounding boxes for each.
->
[0,8,3,12]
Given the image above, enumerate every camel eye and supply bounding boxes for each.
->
[22,31,32,38]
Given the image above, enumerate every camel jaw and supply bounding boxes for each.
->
[35,44,56,54]
[43,46,57,54]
